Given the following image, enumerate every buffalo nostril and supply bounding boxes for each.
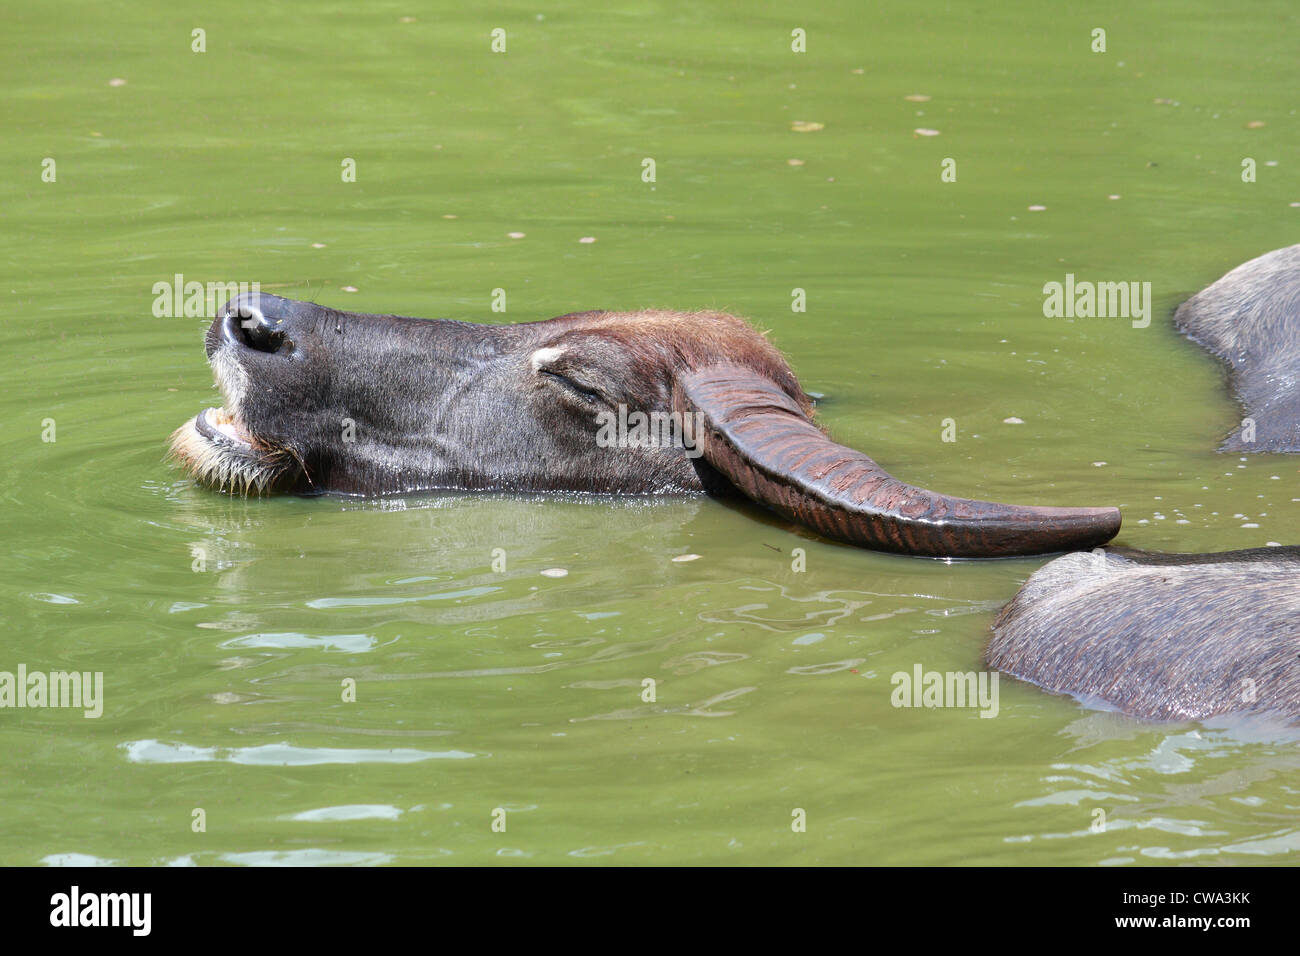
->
[231,305,287,354]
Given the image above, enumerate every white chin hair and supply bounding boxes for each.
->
[167,420,280,495]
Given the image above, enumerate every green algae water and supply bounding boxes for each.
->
[2,0,1299,866]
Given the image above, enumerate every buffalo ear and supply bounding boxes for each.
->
[673,364,1121,558]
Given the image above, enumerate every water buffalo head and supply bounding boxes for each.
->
[170,292,1121,558]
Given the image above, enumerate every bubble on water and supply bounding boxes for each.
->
[904,94,930,101]
[671,554,701,563]
[31,592,79,605]
[507,232,525,239]
[1003,417,1024,424]
[578,236,596,244]
[290,804,403,821]
[1242,523,1260,529]
[913,128,940,137]
[1028,205,1046,212]
[540,568,568,578]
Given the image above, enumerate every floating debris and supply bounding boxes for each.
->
[791,120,824,133]
[913,128,940,137]
[507,232,525,239]
[578,236,596,244]
[1003,417,1025,424]
[904,94,931,102]
[671,554,701,563]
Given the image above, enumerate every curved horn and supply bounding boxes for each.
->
[675,365,1121,558]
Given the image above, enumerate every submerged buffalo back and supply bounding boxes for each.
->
[988,547,1300,723]
[1174,244,1300,452]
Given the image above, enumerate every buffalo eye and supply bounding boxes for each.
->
[530,347,607,406]
[540,369,602,405]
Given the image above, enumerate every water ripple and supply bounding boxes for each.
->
[121,739,476,765]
